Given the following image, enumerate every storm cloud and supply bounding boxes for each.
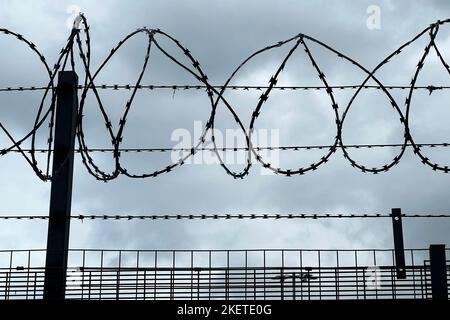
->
[0,0,449,257]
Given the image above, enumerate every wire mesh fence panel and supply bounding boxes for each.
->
[0,248,446,301]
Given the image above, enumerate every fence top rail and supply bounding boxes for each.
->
[0,265,436,272]
[0,248,436,253]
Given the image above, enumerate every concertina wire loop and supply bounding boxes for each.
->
[0,15,450,181]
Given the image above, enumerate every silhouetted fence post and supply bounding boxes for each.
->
[429,244,448,301]
[43,71,78,300]
[391,208,406,279]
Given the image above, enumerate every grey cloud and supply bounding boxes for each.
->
[0,0,449,257]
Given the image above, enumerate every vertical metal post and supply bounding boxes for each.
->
[43,71,78,300]
[429,244,448,301]
[391,208,406,279]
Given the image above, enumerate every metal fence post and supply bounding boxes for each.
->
[391,208,406,279]
[43,71,78,300]
[429,244,448,301]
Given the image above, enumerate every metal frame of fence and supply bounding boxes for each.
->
[0,248,448,300]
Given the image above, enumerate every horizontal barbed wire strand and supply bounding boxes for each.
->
[1,142,450,154]
[1,84,450,92]
[0,213,449,220]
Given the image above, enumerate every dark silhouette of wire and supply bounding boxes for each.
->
[1,84,450,92]
[1,15,450,180]
[0,213,449,220]
[1,142,450,154]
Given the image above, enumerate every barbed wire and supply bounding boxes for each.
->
[1,16,450,180]
[1,142,450,154]
[0,213,449,220]
[1,84,450,92]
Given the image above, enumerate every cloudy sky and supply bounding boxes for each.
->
[0,0,450,268]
